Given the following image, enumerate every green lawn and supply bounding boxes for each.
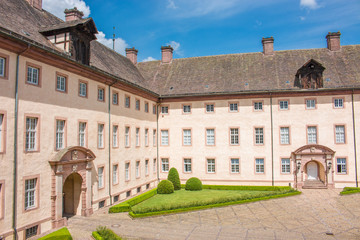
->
[132,189,279,214]
[38,227,72,240]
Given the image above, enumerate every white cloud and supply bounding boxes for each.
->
[43,0,90,20]
[300,0,319,9]
[167,0,178,9]
[142,57,157,62]
[96,31,129,55]
[300,16,306,20]
[166,40,183,56]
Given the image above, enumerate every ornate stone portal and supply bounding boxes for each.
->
[292,144,335,189]
[49,146,95,228]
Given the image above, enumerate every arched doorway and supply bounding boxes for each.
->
[306,161,318,180]
[63,173,83,217]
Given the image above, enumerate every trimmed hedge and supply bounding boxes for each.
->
[157,180,174,194]
[93,226,122,240]
[129,190,301,218]
[167,168,181,190]
[340,187,360,195]
[109,188,157,213]
[185,177,202,191]
[192,185,292,192]
[38,227,72,240]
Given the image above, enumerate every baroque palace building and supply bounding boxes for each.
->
[0,0,360,239]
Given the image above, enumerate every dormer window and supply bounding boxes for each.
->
[295,59,325,89]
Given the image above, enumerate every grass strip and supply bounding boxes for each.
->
[129,190,301,218]
[93,226,122,240]
[109,188,157,213]
[340,187,360,195]
[201,185,291,191]
[38,227,72,240]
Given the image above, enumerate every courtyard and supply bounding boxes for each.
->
[63,189,360,240]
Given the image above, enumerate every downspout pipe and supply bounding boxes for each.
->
[156,103,160,182]
[108,82,116,206]
[352,91,358,187]
[13,45,30,240]
[270,94,274,186]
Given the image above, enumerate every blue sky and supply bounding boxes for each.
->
[43,0,360,62]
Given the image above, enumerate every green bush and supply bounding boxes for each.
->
[92,231,104,240]
[109,188,157,213]
[202,185,292,192]
[38,227,72,240]
[157,180,174,194]
[95,226,122,240]
[167,168,181,190]
[185,177,202,191]
[340,187,360,195]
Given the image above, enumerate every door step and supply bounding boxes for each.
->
[302,180,327,189]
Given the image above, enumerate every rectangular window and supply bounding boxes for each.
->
[334,98,344,108]
[0,57,4,77]
[125,163,130,180]
[255,127,264,145]
[114,195,119,202]
[206,129,215,145]
[307,126,317,144]
[113,125,118,147]
[306,99,316,109]
[98,87,105,102]
[279,100,288,110]
[161,130,169,146]
[153,129,156,147]
[98,124,104,148]
[79,122,86,147]
[231,158,240,173]
[229,103,238,112]
[125,127,130,147]
[125,96,130,108]
[145,159,149,175]
[136,161,140,178]
[0,114,3,151]
[98,167,104,188]
[335,125,345,143]
[207,159,215,173]
[56,75,66,92]
[230,128,239,145]
[25,225,38,239]
[112,165,118,185]
[27,66,39,85]
[99,200,105,209]
[145,128,149,146]
[183,129,191,146]
[161,106,168,114]
[135,99,140,110]
[79,81,87,97]
[281,158,290,173]
[112,92,118,105]
[136,128,140,146]
[153,158,157,173]
[153,104,156,114]
[337,158,347,174]
[255,158,264,173]
[145,102,149,112]
[280,127,290,144]
[161,158,169,172]
[184,159,192,173]
[183,105,191,113]
[25,178,36,210]
[25,117,37,151]
[56,120,65,150]
[206,104,214,113]
[254,101,263,111]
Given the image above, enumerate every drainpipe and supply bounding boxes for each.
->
[351,91,358,187]
[13,45,30,240]
[108,83,115,205]
[270,94,274,186]
[156,103,160,182]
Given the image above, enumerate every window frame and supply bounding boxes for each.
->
[206,158,216,174]
[55,118,66,151]
[26,62,41,87]
[125,161,130,181]
[254,127,264,145]
[161,105,169,115]
[305,98,316,110]
[183,158,192,173]
[161,158,170,173]
[153,158,157,174]
[182,104,192,114]
[280,158,291,174]
[0,53,9,80]
[135,160,140,178]
[97,166,105,189]
[112,164,119,185]
[336,157,348,174]
[205,128,216,146]
[112,124,119,148]
[278,99,289,111]
[125,95,131,108]
[279,126,290,145]
[153,129,157,147]
[125,126,130,147]
[97,122,105,149]
[161,129,169,146]
[230,158,240,174]
[23,175,40,212]
[144,101,149,113]
[145,159,149,176]
[182,128,192,146]
[229,127,239,146]
[255,158,265,174]
[0,111,7,154]
[24,114,40,153]
[112,91,119,105]
[333,97,345,109]
[145,128,149,147]
[97,86,105,102]
[228,102,239,112]
[152,104,157,115]
[78,120,87,148]
[135,127,140,147]
[334,124,346,144]
[55,72,68,93]
[0,180,4,220]
[253,100,264,112]
[135,98,141,111]
[78,80,88,98]
[307,125,318,144]
[205,103,215,113]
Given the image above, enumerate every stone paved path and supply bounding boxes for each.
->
[66,189,360,240]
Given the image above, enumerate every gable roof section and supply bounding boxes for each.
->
[137,45,360,97]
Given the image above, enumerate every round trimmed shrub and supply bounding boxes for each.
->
[185,177,202,191]
[167,168,181,190]
[157,180,174,194]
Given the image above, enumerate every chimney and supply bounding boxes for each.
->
[262,37,274,55]
[126,47,138,65]
[326,32,341,51]
[161,45,173,64]
[64,7,84,22]
[26,0,42,10]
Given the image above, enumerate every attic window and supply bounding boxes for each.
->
[295,59,325,89]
